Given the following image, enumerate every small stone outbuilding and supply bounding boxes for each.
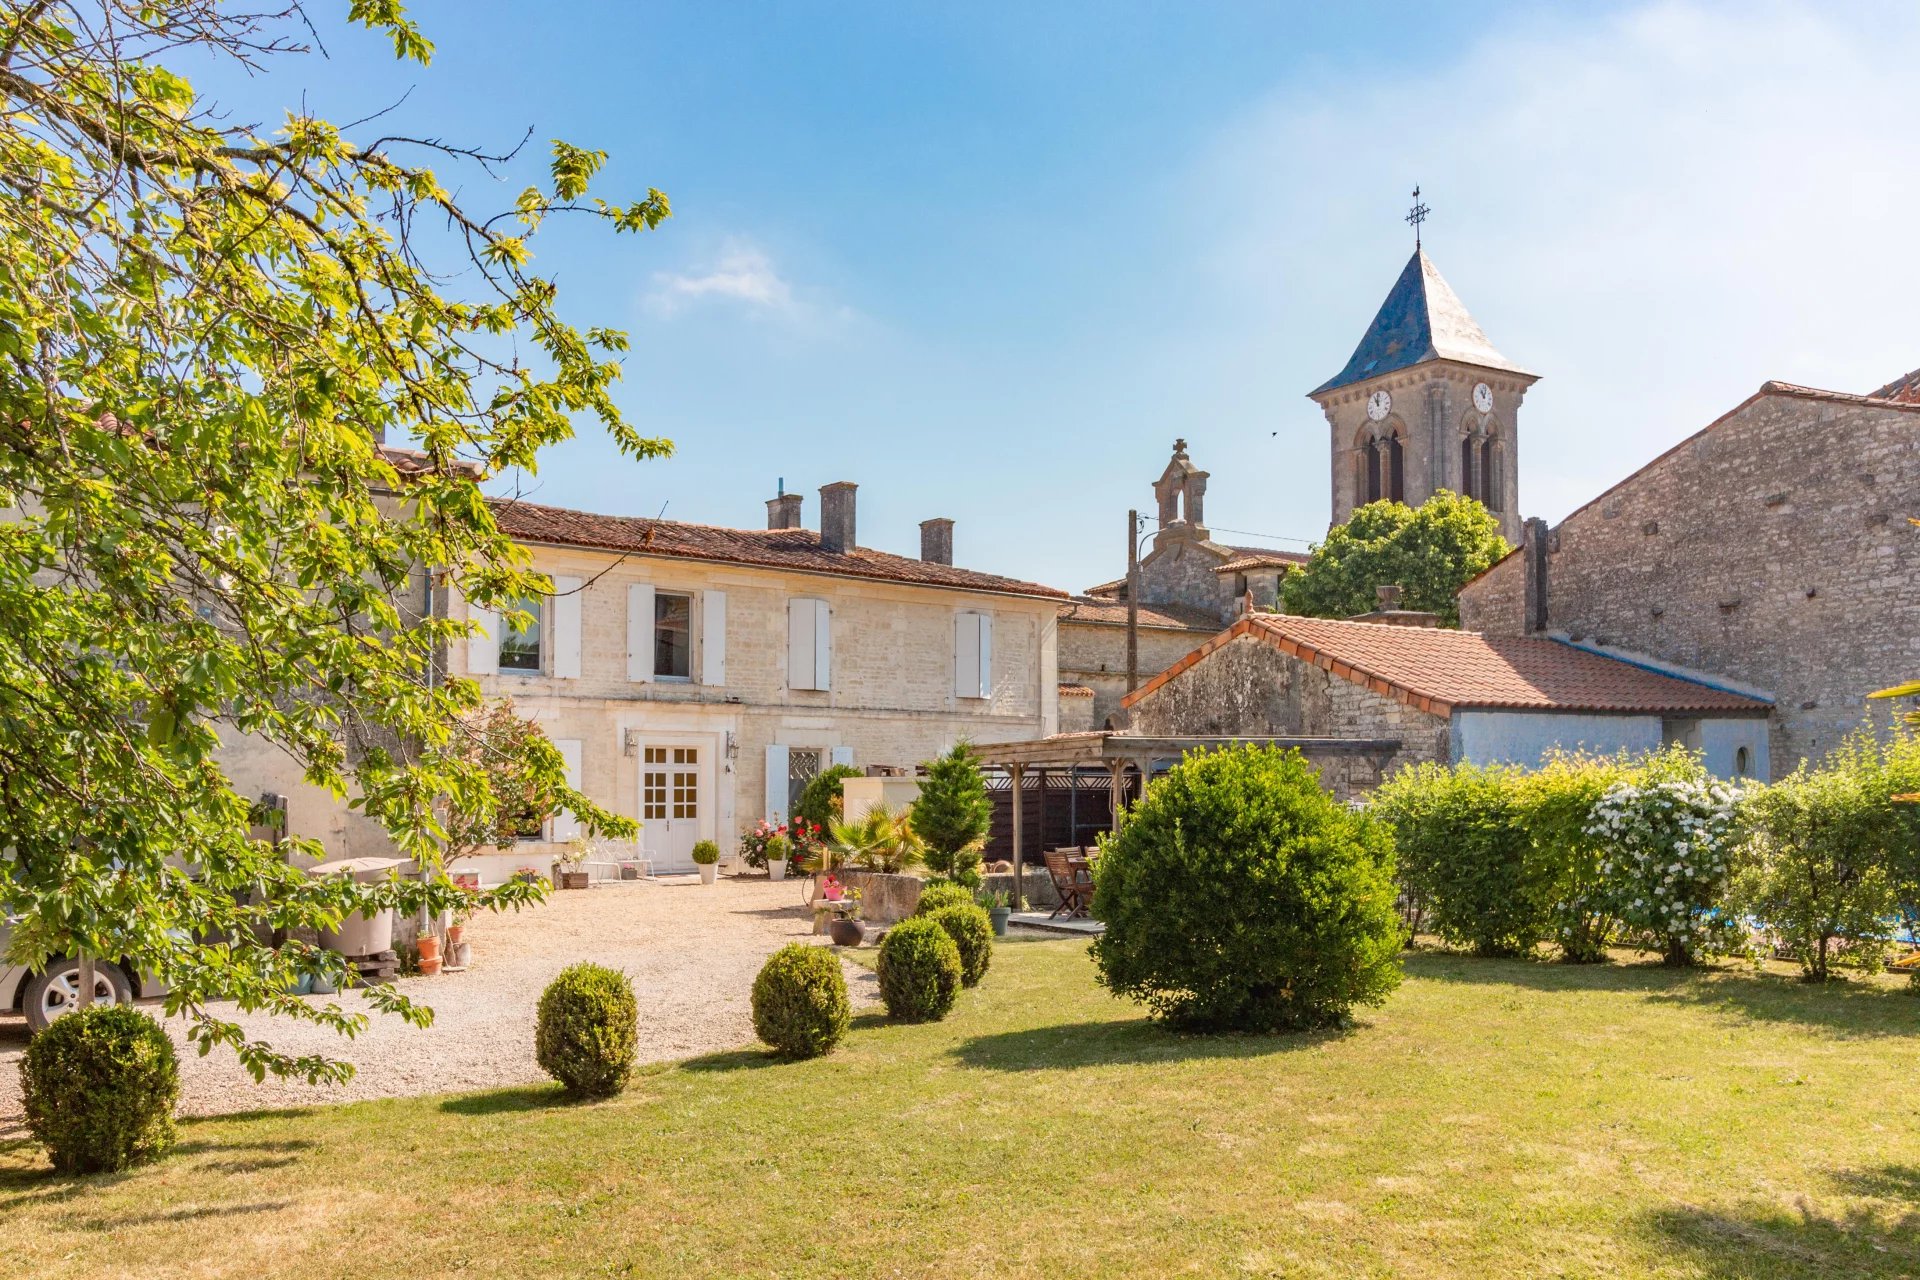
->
[1124,613,1773,784]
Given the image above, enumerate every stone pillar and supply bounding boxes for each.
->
[1523,516,1550,634]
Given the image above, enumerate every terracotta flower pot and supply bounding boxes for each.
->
[418,956,442,977]
[416,935,441,964]
[446,924,465,947]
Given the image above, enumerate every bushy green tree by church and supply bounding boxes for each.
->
[1281,491,1510,627]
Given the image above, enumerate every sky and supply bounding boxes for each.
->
[187,1,1920,592]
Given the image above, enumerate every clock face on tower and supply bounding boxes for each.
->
[1473,382,1494,414]
[1366,390,1392,422]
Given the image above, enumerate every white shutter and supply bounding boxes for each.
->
[468,601,499,676]
[551,738,583,842]
[953,612,978,698]
[830,745,854,769]
[765,744,790,823]
[976,612,993,700]
[814,599,832,692]
[627,583,655,682]
[552,576,583,679]
[783,598,821,690]
[701,590,727,687]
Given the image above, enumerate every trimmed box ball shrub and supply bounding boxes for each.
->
[752,943,851,1059]
[927,904,993,987]
[876,915,962,1022]
[1091,745,1402,1033]
[22,1004,180,1173]
[535,962,638,1099]
[914,881,975,917]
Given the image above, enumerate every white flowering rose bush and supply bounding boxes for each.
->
[1585,776,1748,965]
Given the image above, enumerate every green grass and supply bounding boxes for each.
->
[7,938,1920,1279]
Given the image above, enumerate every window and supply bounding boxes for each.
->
[1356,425,1405,505]
[642,746,669,821]
[787,747,822,818]
[498,596,543,673]
[654,592,693,679]
[1461,434,1478,500]
[1734,746,1752,779]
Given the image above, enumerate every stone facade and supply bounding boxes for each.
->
[1123,633,1447,797]
[1057,606,1216,730]
[1458,384,1920,775]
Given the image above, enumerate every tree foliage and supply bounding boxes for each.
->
[0,3,653,1083]
[441,699,573,861]
[794,764,861,834]
[911,741,991,888]
[1280,491,1509,625]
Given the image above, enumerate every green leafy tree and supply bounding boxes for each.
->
[1280,491,1510,625]
[911,742,992,888]
[0,4,653,1083]
[442,699,575,861]
[793,763,861,834]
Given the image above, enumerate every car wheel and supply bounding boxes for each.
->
[23,960,134,1033]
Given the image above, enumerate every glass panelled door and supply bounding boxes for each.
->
[641,742,707,872]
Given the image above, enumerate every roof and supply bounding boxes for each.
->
[1057,596,1222,631]
[1871,366,1920,404]
[488,498,1068,600]
[1123,614,1772,717]
[1311,248,1534,396]
[1057,683,1095,698]
[1213,551,1310,573]
[971,731,1404,769]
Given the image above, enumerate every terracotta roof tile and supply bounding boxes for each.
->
[1124,614,1771,716]
[1057,596,1222,631]
[1057,683,1095,698]
[1871,366,1920,404]
[489,498,1067,599]
[1213,551,1309,573]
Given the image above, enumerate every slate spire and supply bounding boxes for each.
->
[1311,248,1532,396]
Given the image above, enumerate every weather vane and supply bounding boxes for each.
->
[1405,185,1429,249]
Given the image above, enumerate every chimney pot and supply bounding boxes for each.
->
[819,481,857,554]
[919,517,954,566]
[1375,584,1402,610]
[766,492,804,530]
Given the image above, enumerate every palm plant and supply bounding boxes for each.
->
[829,804,926,875]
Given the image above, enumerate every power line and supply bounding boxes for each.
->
[1205,524,1319,548]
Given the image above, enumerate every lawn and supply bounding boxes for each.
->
[5,937,1920,1279]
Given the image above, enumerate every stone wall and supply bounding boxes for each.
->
[1458,550,1524,635]
[1457,388,1920,775]
[1058,617,1217,729]
[835,868,1059,924]
[1124,633,1448,797]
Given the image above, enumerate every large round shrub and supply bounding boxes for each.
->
[22,1004,179,1173]
[914,881,975,917]
[1091,746,1403,1032]
[927,904,993,987]
[752,943,851,1059]
[875,916,962,1022]
[535,963,638,1098]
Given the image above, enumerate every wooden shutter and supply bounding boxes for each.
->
[830,745,854,769]
[814,599,832,692]
[701,590,727,687]
[467,600,499,676]
[765,744,790,823]
[788,598,822,690]
[976,612,993,699]
[550,738,583,842]
[954,611,991,699]
[626,583,655,682]
[552,576,583,679]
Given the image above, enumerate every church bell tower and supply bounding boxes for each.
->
[1307,243,1536,544]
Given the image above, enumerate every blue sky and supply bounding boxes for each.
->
[191,1,1920,591]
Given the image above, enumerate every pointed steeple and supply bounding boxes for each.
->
[1311,249,1532,396]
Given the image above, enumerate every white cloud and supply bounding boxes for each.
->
[648,241,795,314]
[1189,0,1920,527]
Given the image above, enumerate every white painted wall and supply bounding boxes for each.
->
[1451,709,1768,780]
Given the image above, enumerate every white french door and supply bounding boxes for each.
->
[639,738,713,873]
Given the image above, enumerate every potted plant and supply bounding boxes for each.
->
[978,889,1012,937]
[553,835,592,890]
[765,832,791,882]
[828,887,866,947]
[692,838,721,885]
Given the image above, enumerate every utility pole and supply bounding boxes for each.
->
[1125,508,1140,699]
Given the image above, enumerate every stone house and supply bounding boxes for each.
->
[1123,612,1772,789]
[1057,440,1306,729]
[1458,379,1920,777]
[442,483,1067,880]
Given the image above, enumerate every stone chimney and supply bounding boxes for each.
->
[767,491,804,530]
[1523,516,1551,634]
[920,517,954,566]
[1347,582,1441,628]
[819,481,857,554]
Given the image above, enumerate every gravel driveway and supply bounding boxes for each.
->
[0,876,876,1126]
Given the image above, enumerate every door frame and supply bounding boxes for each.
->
[636,732,718,873]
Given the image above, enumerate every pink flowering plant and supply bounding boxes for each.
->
[1585,771,1747,966]
[739,818,825,871]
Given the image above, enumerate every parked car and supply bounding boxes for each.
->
[0,924,164,1032]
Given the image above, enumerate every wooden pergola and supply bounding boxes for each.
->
[970,732,1401,907]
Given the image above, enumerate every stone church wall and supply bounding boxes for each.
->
[1458,549,1525,634]
[1458,389,1920,774]
[1124,634,1449,798]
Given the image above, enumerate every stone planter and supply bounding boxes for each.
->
[768,859,788,882]
[697,863,718,885]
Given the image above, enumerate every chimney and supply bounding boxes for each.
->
[1375,584,1402,611]
[766,491,804,530]
[1523,516,1550,633]
[819,481,857,554]
[920,517,954,565]
[1347,582,1441,627]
